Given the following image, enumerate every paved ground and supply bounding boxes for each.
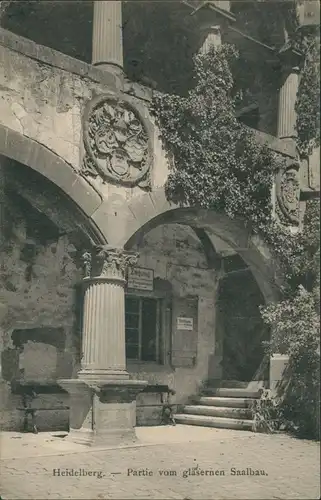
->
[0,426,320,499]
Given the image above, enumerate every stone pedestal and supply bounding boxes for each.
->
[59,246,147,446]
[59,377,145,446]
[92,1,123,86]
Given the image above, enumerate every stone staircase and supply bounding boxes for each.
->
[175,384,261,431]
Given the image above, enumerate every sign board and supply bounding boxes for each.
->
[127,267,154,291]
[177,316,194,331]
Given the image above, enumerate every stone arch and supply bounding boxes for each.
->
[0,124,106,245]
[124,187,281,304]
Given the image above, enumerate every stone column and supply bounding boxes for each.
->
[79,246,136,380]
[92,1,123,84]
[200,25,222,54]
[59,246,147,446]
[277,67,300,141]
[214,1,230,11]
[273,65,300,226]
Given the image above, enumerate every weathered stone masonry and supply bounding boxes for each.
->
[0,0,319,441]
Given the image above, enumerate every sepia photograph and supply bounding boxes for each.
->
[0,1,320,499]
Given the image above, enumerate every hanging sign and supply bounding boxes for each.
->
[177,317,194,331]
[127,267,154,291]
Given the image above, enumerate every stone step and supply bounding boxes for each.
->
[202,387,260,399]
[183,405,252,419]
[221,380,250,388]
[206,380,250,389]
[198,396,254,408]
[175,413,254,431]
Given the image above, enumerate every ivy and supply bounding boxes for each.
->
[295,32,320,155]
[151,45,280,227]
[261,285,320,438]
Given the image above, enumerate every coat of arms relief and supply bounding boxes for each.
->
[82,93,152,188]
[276,158,301,226]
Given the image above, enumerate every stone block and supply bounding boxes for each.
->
[270,354,290,396]
[136,405,162,426]
[59,378,147,446]
[58,379,92,431]
[0,409,21,431]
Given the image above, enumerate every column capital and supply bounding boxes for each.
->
[82,246,138,282]
[280,65,300,81]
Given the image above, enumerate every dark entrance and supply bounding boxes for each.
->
[217,255,270,382]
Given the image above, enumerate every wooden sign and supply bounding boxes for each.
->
[128,267,154,291]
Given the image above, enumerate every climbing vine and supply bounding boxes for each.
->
[151,31,320,438]
[151,44,281,228]
[295,31,320,155]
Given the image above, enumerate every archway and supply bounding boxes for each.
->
[0,128,109,431]
[122,189,281,392]
[0,124,106,246]
[125,189,281,304]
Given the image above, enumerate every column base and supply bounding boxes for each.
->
[78,368,130,381]
[58,377,147,447]
[92,62,124,90]
[65,426,137,447]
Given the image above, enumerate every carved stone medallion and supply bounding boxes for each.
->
[83,93,152,188]
[276,160,300,225]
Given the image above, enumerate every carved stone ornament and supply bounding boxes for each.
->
[83,246,138,281]
[82,251,92,278]
[276,160,300,225]
[82,93,152,188]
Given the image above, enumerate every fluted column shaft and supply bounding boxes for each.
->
[82,280,125,372]
[277,68,300,140]
[79,247,137,381]
[92,1,123,71]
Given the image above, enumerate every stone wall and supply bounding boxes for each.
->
[0,33,170,199]
[0,194,83,431]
